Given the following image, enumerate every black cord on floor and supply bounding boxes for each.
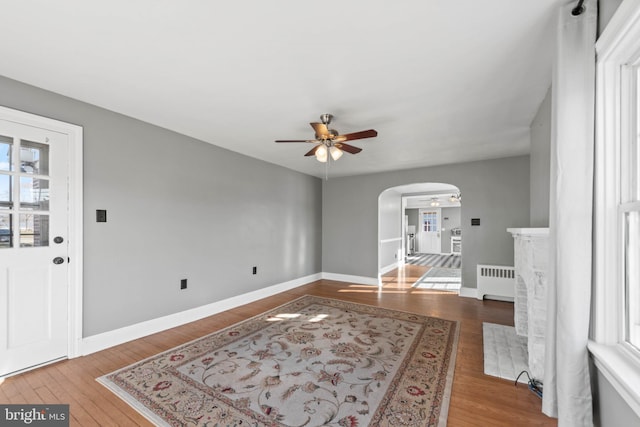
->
[515,370,543,399]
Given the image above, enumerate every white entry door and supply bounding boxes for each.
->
[0,119,69,377]
[418,208,441,254]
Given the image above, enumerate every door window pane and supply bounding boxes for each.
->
[0,135,11,171]
[422,212,438,232]
[20,139,49,175]
[19,213,48,247]
[20,177,49,211]
[0,175,11,210]
[0,213,11,248]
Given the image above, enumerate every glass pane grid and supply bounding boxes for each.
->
[0,212,11,248]
[621,66,640,348]
[625,210,640,349]
[0,174,11,210]
[422,212,438,232]
[19,213,49,247]
[19,176,50,211]
[0,137,51,248]
[20,139,49,176]
[0,135,12,172]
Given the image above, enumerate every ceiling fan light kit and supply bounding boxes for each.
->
[275,113,378,164]
[316,144,328,162]
[329,145,343,161]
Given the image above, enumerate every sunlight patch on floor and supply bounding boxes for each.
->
[337,288,458,295]
[338,289,410,294]
[328,263,459,295]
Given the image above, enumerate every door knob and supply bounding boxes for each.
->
[53,257,65,265]
[53,236,64,244]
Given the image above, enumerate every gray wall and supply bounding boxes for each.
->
[323,156,530,288]
[0,75,322,337]
[593,370,638,427]
[440,207,461,254]
[530,86,551,227]
[406,208,419,255]
[599,0,624,33]
[378,189,402,269]
[406,209,419,235]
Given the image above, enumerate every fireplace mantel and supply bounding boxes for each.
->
[506,227,550,236]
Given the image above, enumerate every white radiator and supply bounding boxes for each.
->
[476,264,515,301]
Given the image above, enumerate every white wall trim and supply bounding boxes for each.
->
[0,106,84,359]
[458,286,478,299]
[80,273,321,356]
[380,262,400,275]
[321,272,379,286]
[589,341,640,418]
[596,0,640,55]
[380,237,402,243]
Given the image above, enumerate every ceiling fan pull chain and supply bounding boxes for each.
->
[325,155,329,181]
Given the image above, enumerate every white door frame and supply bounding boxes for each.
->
[401,197,408,260]
[0,106,83,361]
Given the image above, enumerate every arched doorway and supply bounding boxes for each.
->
[378,182,461,288]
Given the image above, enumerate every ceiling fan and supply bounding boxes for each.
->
[275,114,377,162]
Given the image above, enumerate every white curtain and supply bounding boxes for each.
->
[543,0,597,425]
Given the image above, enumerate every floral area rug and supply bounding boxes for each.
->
[98,296,459,427]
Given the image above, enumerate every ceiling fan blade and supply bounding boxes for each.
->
[335,143,362,154]
[304,145,321,157]
[334,129,378,142]
[310,122,329,139]
[275,139,316,143]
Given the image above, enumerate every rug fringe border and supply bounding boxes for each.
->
[96,376,170,427]
[438,317,460,427]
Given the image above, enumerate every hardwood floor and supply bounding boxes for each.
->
[0,265,557,426]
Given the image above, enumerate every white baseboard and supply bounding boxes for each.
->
[380,262,400,275]
[80,273,322,356]
[458,286,478,298]
[80,272,484,356]
[458,286,513,302]
[321,272,379,286]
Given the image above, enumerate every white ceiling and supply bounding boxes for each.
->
[0,1,558,178]
[405,195,461,209]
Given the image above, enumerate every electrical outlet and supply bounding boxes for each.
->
[252,266,257,275]
[180,279,187,289]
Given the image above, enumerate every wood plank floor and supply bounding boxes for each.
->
[0,265,557,426]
